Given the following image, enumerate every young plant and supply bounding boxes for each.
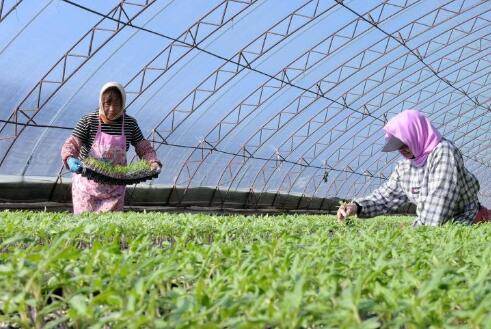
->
[81,157,158,185]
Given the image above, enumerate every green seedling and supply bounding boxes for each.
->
[81,157,159,185]
[1,211,489,328]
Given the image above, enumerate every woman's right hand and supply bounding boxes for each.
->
[67,157,83,173]
[337,202,358,222]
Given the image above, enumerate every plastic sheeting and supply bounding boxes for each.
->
[0,0,490,207]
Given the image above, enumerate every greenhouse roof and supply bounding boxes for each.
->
[0,0,490,207]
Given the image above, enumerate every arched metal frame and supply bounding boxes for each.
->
[235,1,491,196]
[169,0,491,204]
[257,3,489,206]
[172,0,483,206]
[146,0,338,144]
[19,0,260,192]
[0,0,23,24]
[170,0,422,197]
[264,17,491,201]
[0,0,490,208]
[122,0,258,109]
[268,3,489,206]
[0,0,259,161]
[125,0,344,201]
[0,0,156,164]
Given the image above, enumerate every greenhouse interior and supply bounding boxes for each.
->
[1,1,491,327]
[1,0,490,212]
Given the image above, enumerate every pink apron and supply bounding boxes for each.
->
[72,116,127,214]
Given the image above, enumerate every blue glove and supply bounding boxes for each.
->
[67,157,83,173]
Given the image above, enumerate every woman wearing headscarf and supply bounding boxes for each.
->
[337,109,490,226]
[61,82,162,214]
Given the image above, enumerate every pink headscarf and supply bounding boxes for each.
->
[383,110,442,167]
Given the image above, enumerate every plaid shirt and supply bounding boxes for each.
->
[353,139,480,226]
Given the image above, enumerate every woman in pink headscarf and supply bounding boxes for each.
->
[61,82,162,214]
[337,109,490,226]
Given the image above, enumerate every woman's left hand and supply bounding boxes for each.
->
[150,161,162,173]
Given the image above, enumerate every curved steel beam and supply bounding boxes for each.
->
[286,55,491,202]
[146,0,340,162]
[293,54,491,202]
[225,1,490,197]
[121,0,262,185]
[221,0,491,194]
[50,0,259,196]
[302,73,491,206]
[0,0,259,167]
[0,1,55,58]
[121,0,258,108]
[209,8,491,208]
[338,0,491,115]
[0,0,156,166]
[0,0,22,24]
[172,0,423,195]
[254,12,491,197]
[291,79,491,209]
[245,12,491,204]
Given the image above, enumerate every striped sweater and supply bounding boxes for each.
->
[72,111,144,159]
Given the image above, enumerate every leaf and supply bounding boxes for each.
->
[69,295,88,316]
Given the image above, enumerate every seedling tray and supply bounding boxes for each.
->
[80,158,159,185]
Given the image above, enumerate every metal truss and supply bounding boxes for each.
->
[121,0,258,108]
[287,71,491,210]
[311,0,491,203]
[284,48,491,209]
[2,0,261,172]
[245,1,491,195]
[126,0,347,203]
[146,0,339,152]
[0,0,22,24]
[279,34,491,199]
[170,0,423,200]
[0,0,156,166]
[169,0,491,207]
[270,29,491,207]
[208,0,490,204]
[94,0,259,179]
[2,0,489,207]
[245,9,489,202]
[51,0,259,197]
[254,79,491,209]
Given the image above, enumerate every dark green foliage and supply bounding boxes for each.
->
[81,157,159,185]
[1,211,490,328]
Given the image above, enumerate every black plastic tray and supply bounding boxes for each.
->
[80,162,159,186]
